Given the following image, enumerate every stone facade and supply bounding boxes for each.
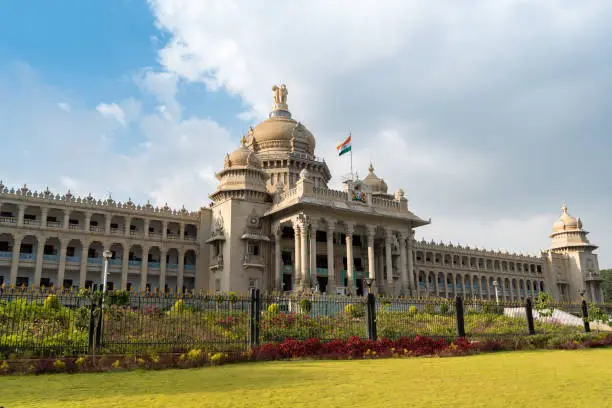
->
[0,85,604,302]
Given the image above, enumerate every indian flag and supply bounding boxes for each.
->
[337,135,351,156]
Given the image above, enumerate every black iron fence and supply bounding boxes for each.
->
[1,288,610,358]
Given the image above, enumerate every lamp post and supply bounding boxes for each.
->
[102,250,112,294]
[493,280,500,304]
[363,278,374,296]
[579,288,586,300]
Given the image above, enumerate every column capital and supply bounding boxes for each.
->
[325,219,336,232]
[385,228,394,242]
[296,213,310,229]
[366,225,377,238]
[398,230,410,241]
[344,222,355,235]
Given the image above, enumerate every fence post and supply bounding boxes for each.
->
[581,300,591,333]
[455,296,465,338]
[525,298,536,335]
[87,299,96,354]
[254,289,261,346]
[249,288,257,348]
[366,293,377,341]
[95,295,103,352]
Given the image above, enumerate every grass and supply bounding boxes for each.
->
[2,349,612,408]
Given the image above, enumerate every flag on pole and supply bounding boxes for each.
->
[337,135,352,156]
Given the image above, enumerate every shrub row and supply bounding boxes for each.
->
[1,333,611,376]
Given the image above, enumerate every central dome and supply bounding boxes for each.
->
[247,84,316,157]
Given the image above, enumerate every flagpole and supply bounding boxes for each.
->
[350,131,353,180]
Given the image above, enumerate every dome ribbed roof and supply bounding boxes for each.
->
[224,137,262,169]
[553,205,582,232]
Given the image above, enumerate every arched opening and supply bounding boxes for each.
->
[63,238,83,288]
[147,246,162,290]
[166,248,180,291]
[86,241,104,290]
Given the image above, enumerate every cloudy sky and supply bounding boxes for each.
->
[0,0,610,267]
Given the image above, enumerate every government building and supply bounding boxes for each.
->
[0,85,605,303]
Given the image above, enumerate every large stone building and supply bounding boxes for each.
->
[0,85,604,302]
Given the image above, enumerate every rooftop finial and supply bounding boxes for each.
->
[561,203,568,213]
[240,134,247,146]
[270,84,290,117]
[368,162,374,174]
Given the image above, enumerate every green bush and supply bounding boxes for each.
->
[267,303,280,314]
[439,302,450,315]
[299,298,312,314]
[408,306,418,316]
[170,299,186,313]
[344,303,365,318]
[424,304,436,314]
[44,295,61,310]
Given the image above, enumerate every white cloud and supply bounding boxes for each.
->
[57,102,71,112]
[147,0,612,266]
[96,103,127,126]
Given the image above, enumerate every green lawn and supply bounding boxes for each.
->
[2,350,612,408]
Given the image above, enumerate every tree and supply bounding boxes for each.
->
[602,269,612,302]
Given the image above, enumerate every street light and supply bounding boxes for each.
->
[102,250,112,294]
[493,280,500,304]
[363,278,375,296]
[579,288,586,300]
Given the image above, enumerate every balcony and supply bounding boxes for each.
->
[23,219,41,226]
[128,260,141,267]
[149,232,162,239]
[243,254,264,269]
[0,216,17,224]
[167,233,181,241]
[148,262,161,269]
[47,221,61,228]
[0,251,12,260]
[19,253,36,261]
[89,226,105,233]
[129,230,144,238]
[184,235,197,242]
[65,256,81,263]
[184,264,195,271]
[43,254,59,262]
[167,263,179,271]
[110,228,123,235]
[281,265,293,274]
[87,257,102,265]
[209,255,223,271]
[68,224,82,231]
[109,259,122,266]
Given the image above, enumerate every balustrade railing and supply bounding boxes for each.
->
[19,253,35,261]
[0,216,17,224]
[0,251,12,259]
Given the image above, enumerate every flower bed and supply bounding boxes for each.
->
[1,333,611,376]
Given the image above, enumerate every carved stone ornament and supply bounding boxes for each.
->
[214,213,224,233]
[224,153,231,168]
[299,168,311,181]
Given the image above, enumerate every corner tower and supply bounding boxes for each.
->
[546,205,603,302]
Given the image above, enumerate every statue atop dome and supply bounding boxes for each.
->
[272,84,289,112]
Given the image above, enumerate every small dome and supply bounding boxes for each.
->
[363,163,388,194]
[225,136,262,169]
[553,205,581,232]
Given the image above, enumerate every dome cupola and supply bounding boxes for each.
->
[362,163,389,195]
[552,205,581,232]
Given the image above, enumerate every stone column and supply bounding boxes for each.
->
[121,248,129,290]
[407,231,415,295]
[300,223,309,288]
[10,235,22,285]
[41,207,49,228]
[105,214,111,234]
[309,223,317,289]
[178,248,185,292]
[162,221,168,240]
[57,239,67,288]
[590,283,596,303]
[366,225,376,283]
[376,248,385,293]
[124,217,132,237]
[63,210,70,230]
[34,236,44,287]
[17,204,25,227]
[144,219,150,238]
[274,225,282,291]
[345,223,355,295]
[79,243,89,287]
[399,232,408,295]
[293,223,301,288]
[326,221,336,294]
[160,248,168,291]
[385,229,393,296]
[84,212,92,232]
[140,247,149,291]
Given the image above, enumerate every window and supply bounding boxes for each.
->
[62,279,73,289]
[353,235,362,247]
[43,245,55,255]
[20,244,33,254]
[281,251,292,265]
[315,231,327,242]
[47,216,57,222]
[24,214,36,220]
[0,241,9,251]
[16,277,29,287]
[85,280,93,289]
[69,219,79,225]
[0,211,13,217]
[90,220,98,227]
[40,278,51,287]
[130,225,136,231]
[149,227,154,233]
[316,255,328,268]
[281,226,293,238]
[354,257,363,271]
[66,246,75,257]
[111,223,118,229]
[88,248,97,259]
[247,243,260,256]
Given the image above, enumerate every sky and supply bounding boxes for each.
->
[0,0,610,268]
